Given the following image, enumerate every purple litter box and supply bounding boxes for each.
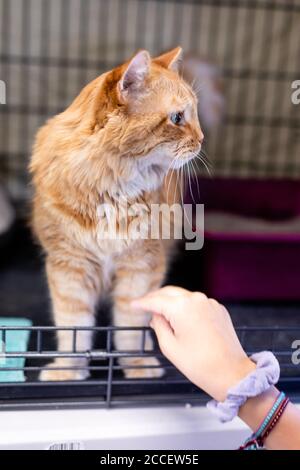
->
[185,178,300,301]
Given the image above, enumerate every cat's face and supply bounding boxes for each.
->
[110,48,204,172]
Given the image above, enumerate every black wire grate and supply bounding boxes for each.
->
[0,325,300,410]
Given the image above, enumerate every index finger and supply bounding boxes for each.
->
[131,287,188,322]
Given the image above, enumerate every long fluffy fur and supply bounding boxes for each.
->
[30,48,203,380]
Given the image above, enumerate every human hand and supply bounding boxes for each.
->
[132,286,255,402]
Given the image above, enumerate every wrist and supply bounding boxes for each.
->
[216,357,256,402]
[238,385,279,430]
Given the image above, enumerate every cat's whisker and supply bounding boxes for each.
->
[166,152,184,205]
[195,147,213,169]
[193,84,205,95]
[198,156,213,171]
[190,77,205,96]
[200,147,210,159]
[185,161,195,205]
[190,158,200,200]
[166,157,178,205]
[180,166,184,208]
[190,77,196,91]
[199,147,212,163]
[181,165,194,231]
[172,154,183,206]
[195,155,213,177]
[173,170,179,206]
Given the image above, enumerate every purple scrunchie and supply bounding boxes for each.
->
[207,351,280,423]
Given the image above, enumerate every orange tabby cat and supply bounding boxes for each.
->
[30,47,203,380]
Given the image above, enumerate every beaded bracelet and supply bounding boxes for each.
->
[239,391,290,450]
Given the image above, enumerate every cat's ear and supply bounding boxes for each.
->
[118,50,150,101]
[154,47,182,71]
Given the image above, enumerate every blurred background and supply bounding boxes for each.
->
[0,0,300,332]
[1,0,300,203]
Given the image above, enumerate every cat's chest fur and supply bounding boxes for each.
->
[78,195,162,290]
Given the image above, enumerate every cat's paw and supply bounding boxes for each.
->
[39,362,89,381]
[121,357,165,379]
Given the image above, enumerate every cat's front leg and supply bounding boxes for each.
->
[112,242,166,379]
[39,255,101,381]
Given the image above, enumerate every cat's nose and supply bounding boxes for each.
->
[199,132,204,145]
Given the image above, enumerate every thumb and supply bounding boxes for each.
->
[150,313,176,358]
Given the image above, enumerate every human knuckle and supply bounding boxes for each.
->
[208,298,220,307]
[192,292,208,303]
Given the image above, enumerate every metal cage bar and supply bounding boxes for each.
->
[0,324,299,409]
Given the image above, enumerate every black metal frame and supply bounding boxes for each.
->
[1,325,300,410]
[0,0,300,410]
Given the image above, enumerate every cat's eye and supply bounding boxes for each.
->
[170,111,184,125]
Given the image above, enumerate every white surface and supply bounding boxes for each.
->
[0,405,250,450]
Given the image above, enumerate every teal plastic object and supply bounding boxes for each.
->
[0,318,32,382]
